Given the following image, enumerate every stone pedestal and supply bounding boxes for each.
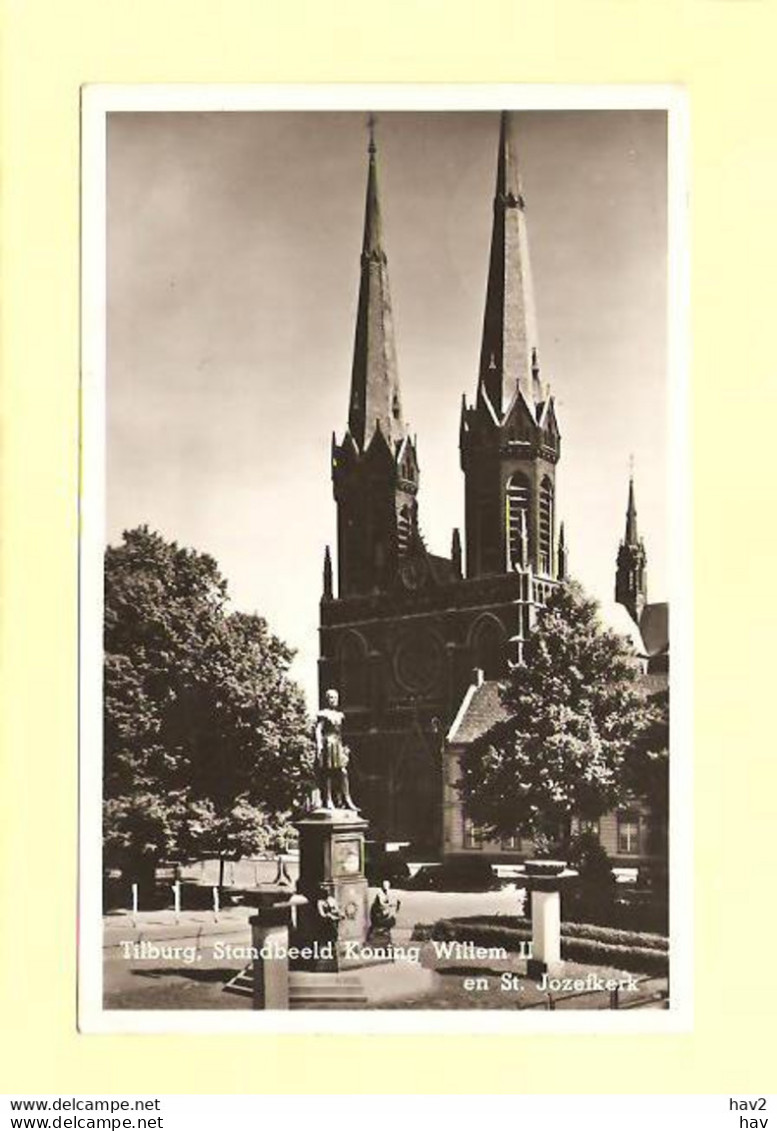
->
[292,809,370,971]
[249,887,295,1009]
[530,889,561,970]
[523,862,578,978]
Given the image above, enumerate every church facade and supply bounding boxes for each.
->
[443,474,669,866]
[318,114,566,852]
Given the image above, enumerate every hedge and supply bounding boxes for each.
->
[431,917,669,976]
[439,915,668,951]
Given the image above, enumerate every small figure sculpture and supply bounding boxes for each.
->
[368,879,401,942]
[314,688,357,811]
[315,887,345,950]
[316,889,344,924]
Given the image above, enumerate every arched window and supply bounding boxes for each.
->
[539,476,554,576]
[397,504,412,557]
[506,473,531,568]
[472,618,506,680]
[339,633,369,708]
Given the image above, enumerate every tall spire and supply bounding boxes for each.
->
[616,473,647,623]
[348,117,406,451]
[625,473,638,544]
[478,111,540,418]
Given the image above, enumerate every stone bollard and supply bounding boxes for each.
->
[249,888,296,1010]
[523,861,578,979]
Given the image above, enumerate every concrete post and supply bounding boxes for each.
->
[524,863,578,978]
[531,889,561,967]
[249,889,295,1010]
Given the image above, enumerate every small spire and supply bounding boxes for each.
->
[451,528,462,577]
[531,347,542,405]
[323,545,333,600]
[558,521,568,580]
[367,112,377,156]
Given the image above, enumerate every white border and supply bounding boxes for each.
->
[79,83,691,1034]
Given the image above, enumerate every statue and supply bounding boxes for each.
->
[314,688,358,811]
[316,888,344,926]
[368,879,401,942]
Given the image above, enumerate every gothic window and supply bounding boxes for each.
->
[339,633,369,708]
[539,476,554,576]
[472,617,505,680]
[397,504,412,557]
[506,473,531,568]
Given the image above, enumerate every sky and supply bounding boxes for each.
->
[107,109,668,710]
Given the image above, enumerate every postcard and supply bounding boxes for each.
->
[78,84,690,1033]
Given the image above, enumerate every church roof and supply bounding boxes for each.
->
[596,597,648,657]
[347,122,407,453]
[447,678,510,745]
[426,553,458,585]
[639,602,669,657]
[478,111,541,419]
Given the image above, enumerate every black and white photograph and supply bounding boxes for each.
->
[80,89,687,1028]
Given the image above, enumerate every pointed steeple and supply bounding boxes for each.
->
[558,521,568,580]
[625,474,639,544]
[322,545,333,600]
[451,527,463,578]
[348,117,406,452]
[478,111,539,418]
[616,473,647,623]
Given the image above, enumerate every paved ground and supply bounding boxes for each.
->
[103,885,667,1011]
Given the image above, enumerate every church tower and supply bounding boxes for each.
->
[460,112,561,580]
[615,475,648,623]
[319,113,567,851]
[330,122,421,598]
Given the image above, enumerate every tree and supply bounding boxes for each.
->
[459,580,656,847]
[624,686,669,857]
[103,526,313,889]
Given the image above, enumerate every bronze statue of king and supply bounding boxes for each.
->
[313,687,357,811]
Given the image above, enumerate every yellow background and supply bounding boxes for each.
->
[1,0,775,1094]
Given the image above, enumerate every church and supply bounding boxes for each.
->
[318,112,667,863]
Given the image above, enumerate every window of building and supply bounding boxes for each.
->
[472,618,505,680]
[539,476,554,576]
[464,821,484,850]
[397,505,412,557]
[506,473,531,568]
[500,832,520,850]
[577,817,600,838]
[617,810,642,856]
